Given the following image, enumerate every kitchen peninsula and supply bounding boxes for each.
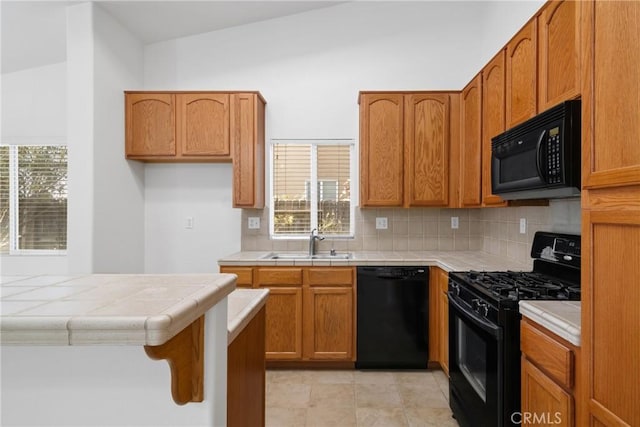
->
[0,274,248,426]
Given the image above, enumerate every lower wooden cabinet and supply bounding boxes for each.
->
[220,266,355,362]
[521,318,581,426]
[227,307,266,427]
[522,358,573,427]
[303,287,353,360]
[262,287,303,360]
[429,266,449,375]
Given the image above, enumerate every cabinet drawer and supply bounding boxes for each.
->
[305,268,353,287]
[521,320,573,389]
[257,268,303,286]
[220,267,253,287]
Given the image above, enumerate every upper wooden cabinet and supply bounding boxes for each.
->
[537,0,581,111]
[360,91,451,208]
[481,51,508,207]
[460,74,483,207]
[125,91,266,208]
[404,93,450,207]
[126,92,234,160]
[126,93,176,157]
[506,19,538,128]
[581,1,640,190]
[177,93,230,157]
[231,93,265,208]
[359,93,405,206]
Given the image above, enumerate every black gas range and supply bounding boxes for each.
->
[447,232,581,427]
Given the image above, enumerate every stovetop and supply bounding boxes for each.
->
[454,270,580,302]
[449,231,581,308]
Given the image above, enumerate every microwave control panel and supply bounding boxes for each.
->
[546,126,563,184]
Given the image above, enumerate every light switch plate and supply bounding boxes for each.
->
[185,217,194,229]
[451,217,459,229]
[248,217,261,229]
[519,218,527,234]
[375,217,388,230]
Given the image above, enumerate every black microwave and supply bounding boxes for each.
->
[491,100,581,200]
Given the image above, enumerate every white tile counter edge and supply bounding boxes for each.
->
[519,300,581,346]
[227,288,269,345]
[1,274,236,346]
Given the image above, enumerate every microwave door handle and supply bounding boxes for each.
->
[536,130,547,182]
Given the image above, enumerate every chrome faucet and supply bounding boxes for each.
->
[308,228,325,256]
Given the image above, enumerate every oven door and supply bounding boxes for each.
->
[448,292,503,427]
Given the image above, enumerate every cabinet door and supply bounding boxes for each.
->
[438,269,449,376]
[582,1,640,189]
[460,75,483,207]
[303,287,354,361]
[506,20,537,128]
[537,0,580,111]
[582,208,640,426]
[428,268,441,363]
[481,51,507,206]
[405,93,449,207]
[261,287,303,360]
[232,93,265,208]
[125,93,176,157]
[522,358,573,427]
[177,93,230,157]
[359,93,404,207]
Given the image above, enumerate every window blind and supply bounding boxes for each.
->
[271,140,352,237]
[0,145,68,253]
[272,144,311,235]
[0,146,9,252]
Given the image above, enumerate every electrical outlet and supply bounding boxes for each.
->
[451,216,459,229]
[375,217,388,230]
[520,218,527,234]
[248,217,260,229]
[185,217,194,229]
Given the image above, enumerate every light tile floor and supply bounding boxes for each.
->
[266,369,459,427]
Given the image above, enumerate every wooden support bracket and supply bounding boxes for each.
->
[144,315,205,405]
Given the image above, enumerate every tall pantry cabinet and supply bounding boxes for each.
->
[581,1,640,426]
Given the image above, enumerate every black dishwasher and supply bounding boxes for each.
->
[356,266,429,369]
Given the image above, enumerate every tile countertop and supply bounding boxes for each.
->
[218,250,531,272]
[519,301,581,346]
[0,274,235,346]
[227,288,269,344]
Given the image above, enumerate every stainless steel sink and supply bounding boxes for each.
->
[262,252,352,260]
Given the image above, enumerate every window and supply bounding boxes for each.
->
[0,145,68,254]
[270,139,354,238]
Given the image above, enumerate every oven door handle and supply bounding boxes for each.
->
[448,292,502,339]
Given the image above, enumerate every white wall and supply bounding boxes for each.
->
[92,4,145,273]
[476,1,545,74]
[144,164,239,273]
[1,62,68,274]
[66,3,95,274]
[142,1,544,269]
[66,2,145,274]
[1,62,66,139]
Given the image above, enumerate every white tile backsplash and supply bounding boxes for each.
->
[240,199,581,263]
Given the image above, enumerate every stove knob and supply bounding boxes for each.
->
[478,301,489,316]
[451,282,460,296]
